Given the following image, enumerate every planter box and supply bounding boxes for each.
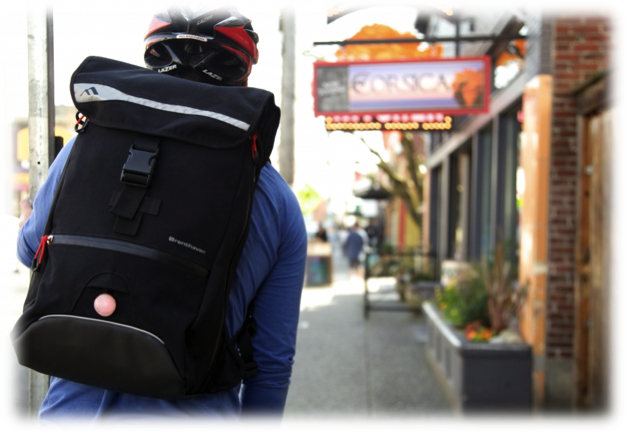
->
[423,301,532,413]
[405,281,441,308]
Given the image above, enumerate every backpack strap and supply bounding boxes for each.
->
[109,135,162,236]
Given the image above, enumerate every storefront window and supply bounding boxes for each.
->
[450,151,470,260]
[478,125,493,260]
[429,165,441,256]
[502,105,522,266]
[450,157,462,259]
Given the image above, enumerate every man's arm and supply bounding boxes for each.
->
[17,137,76,266]
[239,171,307,416]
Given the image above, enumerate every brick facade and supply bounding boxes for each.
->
[546,15,611,359]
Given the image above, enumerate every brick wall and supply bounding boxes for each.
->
[546,15,611,359]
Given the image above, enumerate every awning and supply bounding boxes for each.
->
[353,184,392,200]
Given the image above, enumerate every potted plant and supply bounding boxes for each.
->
[402,270,437,308]
[395,263,420,302]
[476,237,528,343]
[368,255,400,279]
[423,238,532,412]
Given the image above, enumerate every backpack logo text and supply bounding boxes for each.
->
[168,236,206,255]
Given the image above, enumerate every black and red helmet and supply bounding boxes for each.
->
[144,6,259,86]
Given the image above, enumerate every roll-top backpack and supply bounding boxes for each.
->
[11,56,280,399]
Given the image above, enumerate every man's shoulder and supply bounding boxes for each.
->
[257,163,299,211]
[251,163,304,244]
[258,163,286,192]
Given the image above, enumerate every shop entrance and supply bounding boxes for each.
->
[575,104,612,410]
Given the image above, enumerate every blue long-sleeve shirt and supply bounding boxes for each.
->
[17,136,307,422]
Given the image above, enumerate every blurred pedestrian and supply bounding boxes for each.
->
[365,217,382,251]
[343,222,365,278]
[313,223,328,242]
[18,3,307,430]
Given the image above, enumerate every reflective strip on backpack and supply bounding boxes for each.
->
[74,83,250,131]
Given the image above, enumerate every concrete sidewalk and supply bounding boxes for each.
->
[283,242,453,420]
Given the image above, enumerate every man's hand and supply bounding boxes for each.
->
[18,198,33,229]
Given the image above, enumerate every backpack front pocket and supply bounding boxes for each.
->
[13,314,186,399]
[15,234,210,391]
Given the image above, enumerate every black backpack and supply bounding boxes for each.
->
[11,56,281,399]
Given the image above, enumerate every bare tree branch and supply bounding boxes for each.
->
[358,135,423,229]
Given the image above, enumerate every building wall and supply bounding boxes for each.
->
[541,14,611,408]
[545,14,611,361]
[519,75,552,408]
[422,9,612,409]
[523,13,553,77]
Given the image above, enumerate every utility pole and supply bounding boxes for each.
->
[28,5,55,198]
[279,7,295,187]
[25,4,54,415]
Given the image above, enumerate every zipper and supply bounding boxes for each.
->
[40,234,209,279]
[32,235,53,271]
[251,134,260,166]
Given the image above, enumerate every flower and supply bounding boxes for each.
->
[464,320,493,342]
[436,278,489,328]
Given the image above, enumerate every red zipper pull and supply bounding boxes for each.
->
[251,134,259,165]
[75,112,90,134]
[32,235,52,271]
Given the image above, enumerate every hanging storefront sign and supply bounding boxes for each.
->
[323,112,452,131]
[313,57,491,117]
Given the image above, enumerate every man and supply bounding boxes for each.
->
[17,6,307,421]
[343,222,365,278]
[313,223,328,242]
[364,217,382,252]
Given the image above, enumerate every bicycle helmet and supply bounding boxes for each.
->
[144,5,259,86]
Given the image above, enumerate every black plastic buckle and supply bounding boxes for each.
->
[120,147,159,188]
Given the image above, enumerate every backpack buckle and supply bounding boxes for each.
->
[120,147,159,188]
